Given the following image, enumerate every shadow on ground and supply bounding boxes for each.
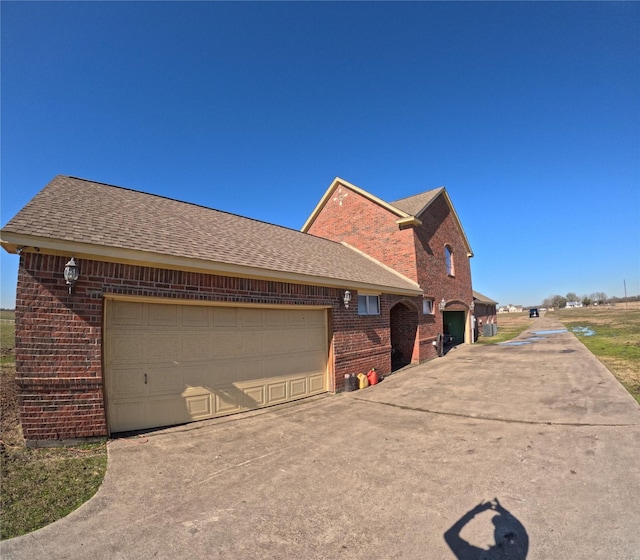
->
[445,498,528,559]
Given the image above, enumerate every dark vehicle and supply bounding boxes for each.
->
[529,308,539,318]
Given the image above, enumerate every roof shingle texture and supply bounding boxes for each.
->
[2,176,419,292]
[391,188,443,217]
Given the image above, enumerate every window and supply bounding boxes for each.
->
[445,245,455,276]
[423,298,434,315]
[358,295,380,315]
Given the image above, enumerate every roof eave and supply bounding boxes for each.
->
[1,232,422,297]
[395,216,422,228]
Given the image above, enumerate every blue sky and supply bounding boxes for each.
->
[1,1,639,308]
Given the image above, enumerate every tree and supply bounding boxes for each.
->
[582,296,592,306]
[566,292,579,302]
[543,294,567,309]
[590,292,608,305]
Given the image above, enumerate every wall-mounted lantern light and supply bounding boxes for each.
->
[470,300,475,312]
[343,290,352,309]
[64,257,79,294]
[439,298,446,312]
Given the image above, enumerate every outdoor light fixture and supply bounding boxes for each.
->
[439,298,446,312]
[470,300,475,312]
[343,290,352,309]
[64,257,79,294]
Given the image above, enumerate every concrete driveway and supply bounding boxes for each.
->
[3,315,640,559]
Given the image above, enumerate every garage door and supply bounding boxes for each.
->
[105,300,328,433]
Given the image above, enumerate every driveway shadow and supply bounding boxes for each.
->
[444,498,529,559]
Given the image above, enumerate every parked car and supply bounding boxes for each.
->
[529,308,539,318]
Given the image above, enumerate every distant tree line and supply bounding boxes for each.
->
[540,293,639,309]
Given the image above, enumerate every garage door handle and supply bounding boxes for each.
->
[144,373,147,385]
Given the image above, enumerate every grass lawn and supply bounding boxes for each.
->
[475,311,534,345]
[0,319,107,541]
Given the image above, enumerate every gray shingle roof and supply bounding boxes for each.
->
[473,290,498,305]
[1,176,420,294]
[390,188,443,216]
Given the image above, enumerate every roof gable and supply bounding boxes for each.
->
[392,187,473,257]
[304,178,473,257]
[301,177,422,233]
[1,176,421,295]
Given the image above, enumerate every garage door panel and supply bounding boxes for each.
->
[109,400,146,432]
[215,387,242,414]
[109,300,144,327]
[236,358,266,382]
[306,327,328,351]
[213,307,239,327]
[106,301,327,433]
[266,309,287,327]
[289,377,308,398]
[212,332,243,357]
[181,363,213,388]
[264,330,288,353]
[183,391,213,419]
[147,365,183,395]
[109,366,145,398]
[208,360,241,386]
[240,308,264,327]
[241,384,266,407]
[147,396,191,428]
[288,310,308,326]
[306,312,326,327]
[107,334,145,365]
[242,331,266,354]
[182,333,214,361]
[309,373,325,393]
[283,352,326,377]
[182,306,210,328]
[266,381,288,404]
[145,333,179,363]
[147,303,179,327]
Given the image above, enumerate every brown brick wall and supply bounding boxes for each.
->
[15,253,423,442]
[306,188,473,361]
[307,188,419,283]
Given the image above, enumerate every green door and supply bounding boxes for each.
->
[443,311,465,344]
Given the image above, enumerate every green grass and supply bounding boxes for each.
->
[0,310,15,321]
[475,312,534,345]
[552,307,640,404]
[0,316,108,541]
[0,443,107,540]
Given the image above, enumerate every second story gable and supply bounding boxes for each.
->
[393,188,473,302]
[302,178,473,300]
[302,178,421,283]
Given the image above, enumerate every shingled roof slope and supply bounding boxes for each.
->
[473,290,498,305]
[390,188,443,216]
[1,176,420,293]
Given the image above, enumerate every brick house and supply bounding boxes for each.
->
[1,175,473,445]
[472,290,498,338]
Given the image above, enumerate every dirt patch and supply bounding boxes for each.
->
[0,361,22,447]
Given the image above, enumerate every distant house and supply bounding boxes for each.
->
[472,290,498,338]
[565,301,583,308]
[498,305,523,313]
[1,175,475,445]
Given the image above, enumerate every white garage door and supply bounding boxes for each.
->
[105,299,328,433]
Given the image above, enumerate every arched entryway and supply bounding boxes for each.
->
[390,302,419,371]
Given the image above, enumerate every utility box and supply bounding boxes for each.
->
[483,323,498,337]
